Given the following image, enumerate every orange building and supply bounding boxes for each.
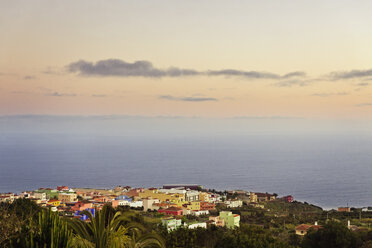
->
[200,201,215,211]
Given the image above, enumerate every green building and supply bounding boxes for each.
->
[219,211,240,229]
[162,218,182,231]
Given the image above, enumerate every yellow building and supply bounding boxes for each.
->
[249,192,258,203]
[199,192,210,202]
[173,193,185,201]
[139,189,176,202]
[186,201,201,211]
[47,199,61,206]
[170,198,187,207]
[58,193,77,203]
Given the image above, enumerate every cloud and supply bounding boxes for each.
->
[273,79,312,87]
[208,69,279,79]
[66,58,305,80]
[282,71,307,78]
[329,69,372,80]
[355,103,372,107]
[44,92,76,97]
[159,95,218,102]
[311,92,349,97]
[23,75,36,80]
[231,116,304,120]
[91,94,107,97]
[67,59,199,78]
[356,82,369,86]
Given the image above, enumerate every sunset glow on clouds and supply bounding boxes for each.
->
[1,0,372,121]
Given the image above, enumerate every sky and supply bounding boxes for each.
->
[1,0,372,124]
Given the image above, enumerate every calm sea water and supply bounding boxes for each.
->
[1,133,372,209]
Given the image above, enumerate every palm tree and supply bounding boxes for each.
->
[122,222,165,248]
[68,206,165,248]
[22,208,73,248]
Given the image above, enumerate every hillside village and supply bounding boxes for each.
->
[0,184,294,231]
[4,184,372,247]
[3,183,372,238]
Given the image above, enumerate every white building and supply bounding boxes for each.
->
[33,192,47,201]
[209,194,222,203]
[129,201,143,208]
[117,200,131,206]
[187,222,207,229]
[190,210,209,216]
[186,191,199,202]
[158,188,187,195]
[225,200,243,208]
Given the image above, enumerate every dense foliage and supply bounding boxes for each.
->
[4,199,372,247]
[0,200,164,248]
[158,224,292,248]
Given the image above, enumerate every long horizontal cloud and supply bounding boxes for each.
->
[159,95,218,102]
[355,103,372,107]
[273,79,313,87]
[207,69,305,79]
[329,69,372,80]
[311,92,349,97]
[67,59,305,80]
[45,92,76,97]
[232,115,304,120]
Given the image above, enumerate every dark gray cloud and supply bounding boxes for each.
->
[67,59,198,78]
[329,69,372,80]
[159,95,218,102]
[311,92,349,97]
[67,59,305,80]
[355,103,372,107]
[207,69,280,79]
[45,92,76,97]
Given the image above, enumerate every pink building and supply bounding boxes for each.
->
[209,216,225,227]
[112,200,119,208]
[283,195,294,203]
[71,201,93,212]
[92,196,109,203]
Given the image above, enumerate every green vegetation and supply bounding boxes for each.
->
[25,208,73,248]
[68,206,165,248]
[0,198,41,246]
[4,199,372,247]
[157,224,292,248]
[1,200,164,248]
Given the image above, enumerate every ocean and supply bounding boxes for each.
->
[1,133,372,209]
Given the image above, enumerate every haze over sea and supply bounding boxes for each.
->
[1,115,372,209]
